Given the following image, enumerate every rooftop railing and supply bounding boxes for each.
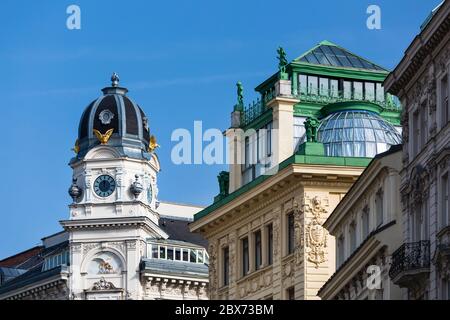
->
[296,90,402,111]
[239,84,402,128]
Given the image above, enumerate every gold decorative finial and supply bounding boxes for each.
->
[93,128,114,144]
[72,139,80,154]
[148,135,160,152]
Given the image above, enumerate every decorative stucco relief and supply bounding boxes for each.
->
[303,196,328,268]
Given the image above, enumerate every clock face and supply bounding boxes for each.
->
[94,175,116,198]
[147,184,153,204]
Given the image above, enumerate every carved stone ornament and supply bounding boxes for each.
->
[91,277,117,291]
[208,243,217,294]
[98,260,114,274]
[305,219,327,268]
[293,199,304,265]
[304,197,328,268]
[99,109,115,125]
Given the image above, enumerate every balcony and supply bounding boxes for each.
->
[389,241,430,287]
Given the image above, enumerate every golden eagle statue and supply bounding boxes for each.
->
[149,135,160,152]
[93,128,114,145]
[72,139,80,154]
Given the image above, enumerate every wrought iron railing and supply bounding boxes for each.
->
[240,86,401,128]
[241,98,267,127]
[296,90,402,111]
[389,241,430,281]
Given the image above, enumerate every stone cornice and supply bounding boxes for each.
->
[190,163,362,235]
[384,1,450,95]
[60,216,169,239]
[0,275,68,300]
[318,238,382,299]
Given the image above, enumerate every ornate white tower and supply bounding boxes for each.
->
[61,74,167,300]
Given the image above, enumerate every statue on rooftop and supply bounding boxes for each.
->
[236,81,244,107]
[277,46,288,75]
[217,171,230,198]
[305,117,320,142]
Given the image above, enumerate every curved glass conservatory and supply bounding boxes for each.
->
[317,110,402,158]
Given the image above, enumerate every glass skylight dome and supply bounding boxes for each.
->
[317,110,401,158]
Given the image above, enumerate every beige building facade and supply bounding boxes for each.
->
[191,42,402,299]
[384,0,450,300]
[318,146,403,300]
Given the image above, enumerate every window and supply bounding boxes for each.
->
[343,81,352,99]
[287,213,295,255]
[330,79,339,97]
[175,247,181,261]
[362,206,370,239]
[222,247,229,286]
[244,136,250,169]
[349,222,357,252]
[287,287,295,300]
[413,203,423,242]
[441,75,449,126]
[308,76,318,95]
[242,237,249,277]
[375,190,384,227]
[365,82,375,101]
[254,230,262,270]
[159,245,166,259]
[42,250,70,271]
[293,117,305,150]
[267,224,273,265]
[413,110,420,156]
[442,173,449,228]
[353,82,363,99]
[319,78,329,96]
[376,83,385,102]
[442,278,450,300]
[337,235,345,266]
[167,247,174,260]
[420,104,427,149]
[266,122,272,157]
[182,248,189,261]
[189,249,197,263]
[299,74,308,95]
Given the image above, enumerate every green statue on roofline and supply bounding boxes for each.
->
[217,171,230,197]
[305,117,320,142]
[237,81,244,107]
[277,46,288,80]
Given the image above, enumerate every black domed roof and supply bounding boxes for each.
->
[75,73,151,160]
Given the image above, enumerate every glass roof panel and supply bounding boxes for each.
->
[298,44,385,71]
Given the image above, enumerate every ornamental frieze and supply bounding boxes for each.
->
[237,269,273,299]
[208,242,217,295]
[293,199,304,265]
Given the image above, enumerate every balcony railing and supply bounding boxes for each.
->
[241,98,267,127]
[389,240,430,282]
[296,90,401,111]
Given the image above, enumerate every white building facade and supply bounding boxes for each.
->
[0,75,209,300]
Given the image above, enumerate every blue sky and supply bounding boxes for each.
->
[0,0,442,258]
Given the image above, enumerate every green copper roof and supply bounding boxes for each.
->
[294,40,388,72]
